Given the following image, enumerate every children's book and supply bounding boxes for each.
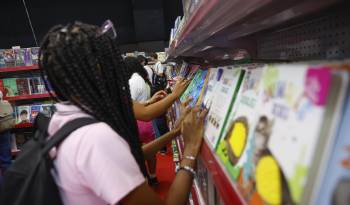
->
[3,49,15,67]
[40,104,53,117]
[0,49,6,67]
[216,66,265,190]
[220,65,339,205]
[16,106,30,124]
[30,105,41,123]
[3,78,18,96]
[13,47,25,66]
[204,67,245,149]
[31,47,39,65]
[180,69,208,107]
[23,48,32,66]
[16,78,30,96]
[201,68,220,109]
[0,79,5,96]
[312,89,350,205]
[29,77,43,94]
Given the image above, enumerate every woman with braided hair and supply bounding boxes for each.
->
[39,21,206,205]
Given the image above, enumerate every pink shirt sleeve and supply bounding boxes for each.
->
[75,123,145,205]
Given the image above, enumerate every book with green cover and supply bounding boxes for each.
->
[3,78,18,96]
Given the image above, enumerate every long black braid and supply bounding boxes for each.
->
[124,56,152,88]
[38,22,148,177]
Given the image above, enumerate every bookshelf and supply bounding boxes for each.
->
[167,1,349,205]
[4,93,54,102]
[0,65,39,73]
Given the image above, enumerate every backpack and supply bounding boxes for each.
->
[0,113,97,205]
[151,64,167,95]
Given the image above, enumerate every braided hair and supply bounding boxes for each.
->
[124,56,152,88]
[38,22,148,177]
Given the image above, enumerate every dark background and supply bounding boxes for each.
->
[0,0,183,52]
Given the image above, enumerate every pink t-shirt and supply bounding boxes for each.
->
[48,103,145,205]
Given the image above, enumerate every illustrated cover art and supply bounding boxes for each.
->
[180,69,208,107]
[16,106,30,124]
[220,65,333,205]
[16,78,30,96]
[201,68,220,109]
[0,49,6,67]
[30,105,41,123]
[23,48,32,66]
[29,77,43,94]
[216,67,265,186]
[14,47,25,66]
[40,104,53,117]
[204,67,245,149]
[3,78,18,96]
[3,49,15,67]
[31,47,39,65]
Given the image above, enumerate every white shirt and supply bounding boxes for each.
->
[144,65,153,84]
[154,61,165,75]
[128,73,151,103]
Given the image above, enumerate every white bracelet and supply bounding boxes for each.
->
[178,165,196,177]
[184,155,196,161]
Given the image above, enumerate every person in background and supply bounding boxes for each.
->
[148,53,170,154]
[37,22,205,205]
[0,91,12,185]
[137,55,153,85]
[125,56,161,186]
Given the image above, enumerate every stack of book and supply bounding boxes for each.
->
[0,77,48,97]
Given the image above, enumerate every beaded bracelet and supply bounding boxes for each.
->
[178,165,196,177]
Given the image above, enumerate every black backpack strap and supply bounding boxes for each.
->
[42,117,98,154]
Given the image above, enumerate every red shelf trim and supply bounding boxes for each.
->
[0,65,39,73]
[14,123,33,128]
[200,141,244,205]
[4,93,54,101]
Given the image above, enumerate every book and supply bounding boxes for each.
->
[3,78,18,96]
[16,106,30,124]
[23,48,32,66]
[204,67,245,149]
[222,65,338,205]
[0,49,5,67]
[30,105,41,123]
[216,66,265,189]
[312,85,350,205]
[13,47,25,66]
[29,77,43,94]
[180,69,208,107]
[201,68,220,109]
[16,78,30,96]
[40,104,53,117]
[31,47,39,65]
[3,49,15,67]
[0,79,5,96]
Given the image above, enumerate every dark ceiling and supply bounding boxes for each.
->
[0,0,183,52]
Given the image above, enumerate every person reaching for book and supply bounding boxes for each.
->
[33,21,206,205]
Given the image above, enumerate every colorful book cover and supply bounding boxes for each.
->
[16,106,30,124]
[201,68,220,109]
[0,49,5,67]
[3,49,15,67]
[196,70,211,107]
[14,47,25,66]
[220,65,333,205]
[3,78,18,96]
[40,104,53,117]
[29,77,43,94]
[180,69,208,107]
[313,76,350,205]
[204,67,245,149]
[30,105,41,123]
[16,78,30,96]
[23,48,32,66]
[216,67,265,189]
[0,79,5,96]
[31,47,39,65]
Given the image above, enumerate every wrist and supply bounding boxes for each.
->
[183,145,201,159]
